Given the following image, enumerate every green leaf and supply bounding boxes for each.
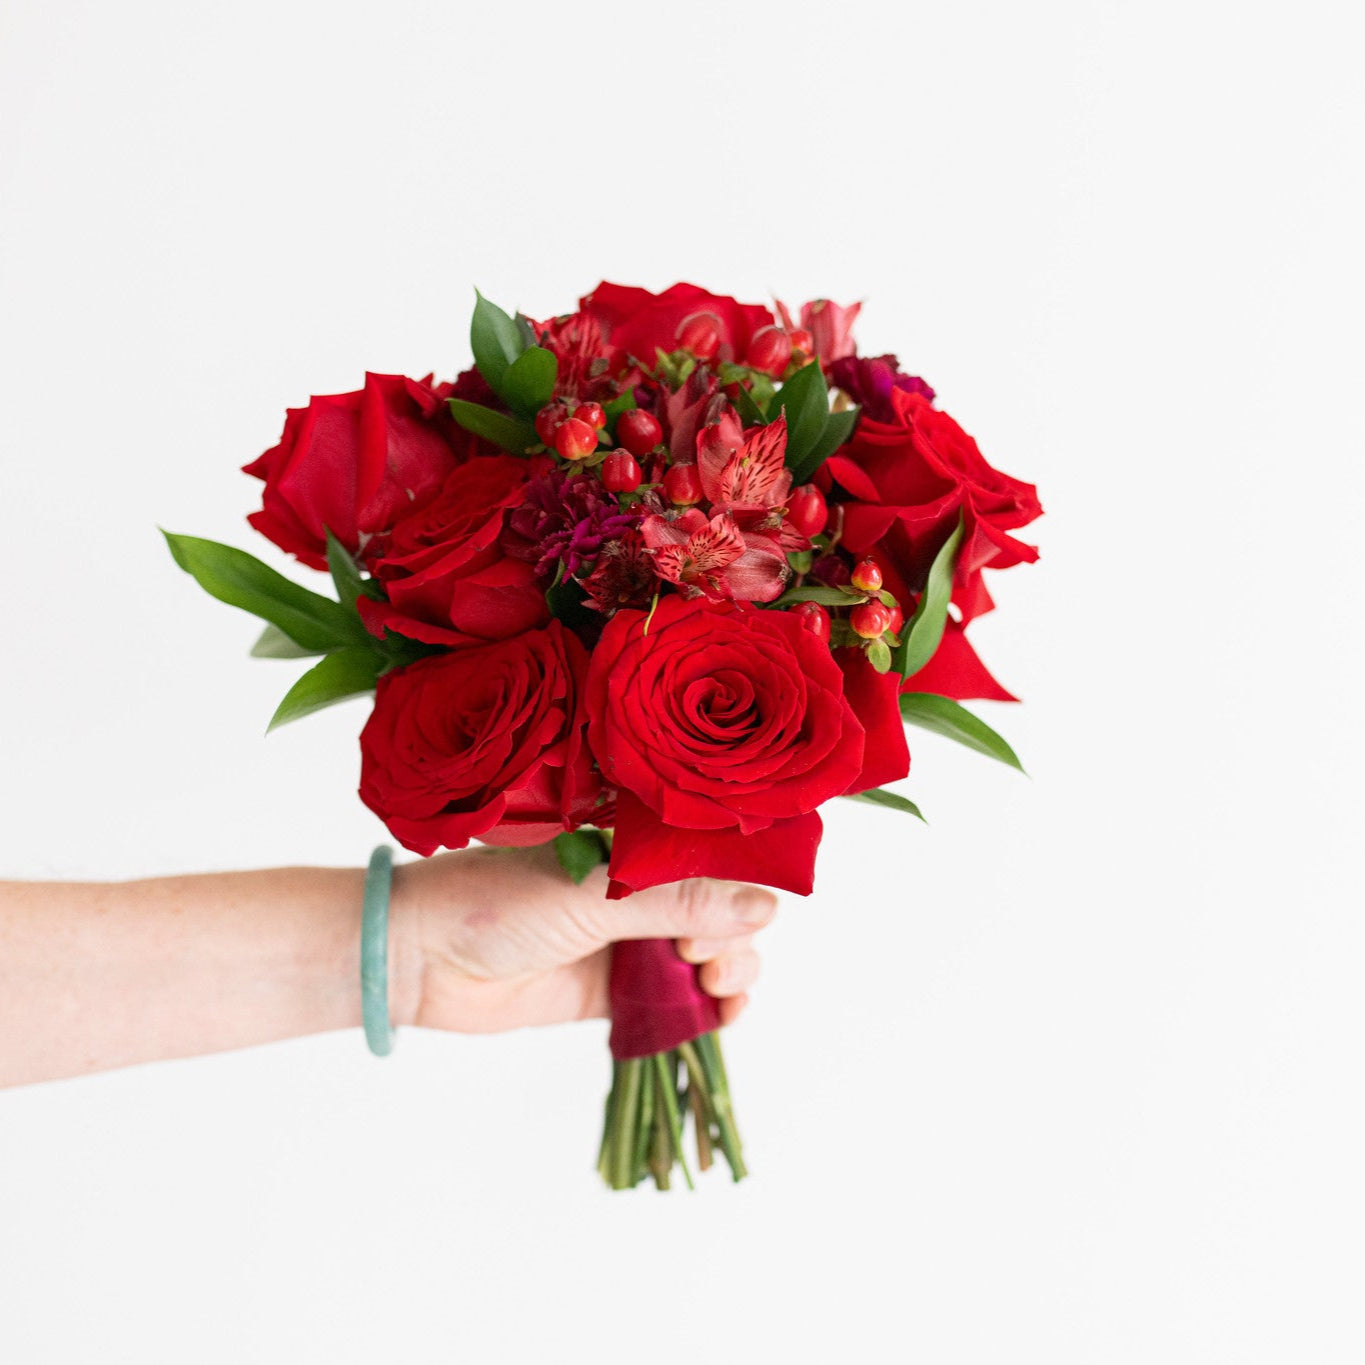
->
[447,398,538,454]
[843,787,926,821]
[500,345,558,417]
[865,639,892,673]
[553,829,610,884]
[769,362,830,469]
[603,389,637,429]
[773,583,862,607]
[732,383,768,427]
[470,290,526,394]
[893,518,965,679]
[514,312,538,350]
[324,528,383,614]
[789,405,859,485]
[899,693,1025,771]
[250,623,324,659]
[267,647,382,732]
[163,531,365,652]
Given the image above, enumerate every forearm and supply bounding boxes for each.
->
[0,865,418,1087]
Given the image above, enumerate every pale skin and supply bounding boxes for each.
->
[0,844,776,1089]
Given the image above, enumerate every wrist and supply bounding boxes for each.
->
[386,858,425,1030]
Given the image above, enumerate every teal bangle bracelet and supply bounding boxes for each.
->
[361,844,396,1057]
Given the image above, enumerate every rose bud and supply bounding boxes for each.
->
[535,400,570,446]
[850,557,883,593]
[601,449,644,494]
[662,462,703,506]
[676,311,723,361]
[850,600,893,639]
[616,408,663,457]
[786,484,828,538]
[574,401,606,431]
[745,325,794,378]
[791,601,831,643]
[555,417,599,461]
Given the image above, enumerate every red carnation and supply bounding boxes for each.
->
[578,282,774,367]
[586,596,870,897]
[360,455,549,646]
[243,372,466,570]
[825,389,1042,622]
[359,621,598,854]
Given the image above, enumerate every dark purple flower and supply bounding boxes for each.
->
[828,354,935,424]
[503,467,642,580]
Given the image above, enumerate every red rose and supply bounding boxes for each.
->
[586,596,870,897]
[578,282,774,366]
[837,648,911,791]
[359,455,550,646]
[243,372,467,570]
[359,621,598,854]
[826,389,1042,622]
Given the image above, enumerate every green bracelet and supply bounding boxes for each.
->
[361,844,396,1057]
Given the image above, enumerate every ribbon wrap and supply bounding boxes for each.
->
[608,936,720,1060]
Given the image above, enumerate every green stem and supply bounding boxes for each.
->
[609,1059,642,1191]
[654,1051,694,1191]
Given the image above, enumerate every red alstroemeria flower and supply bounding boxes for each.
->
[696,411,793,513]
[776,298,862,364]
[641,509,789,603]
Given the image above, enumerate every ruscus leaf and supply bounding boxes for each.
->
[447,398,538,454]
[769,362,830,470]
[470,290,526,394]
[899,693,1025,771]
[893,517,965,679]
[267,647,382,732]
[500,345,558,417]
[553,829,610,884]
[162,531,366,652]
[842,788,926,821]
[250,623,324,659]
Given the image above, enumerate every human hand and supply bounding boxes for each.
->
[387,844,778,1035]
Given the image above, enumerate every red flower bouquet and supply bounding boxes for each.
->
[166,282,1041,1189]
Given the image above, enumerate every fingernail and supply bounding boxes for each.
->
[732,887,776,926]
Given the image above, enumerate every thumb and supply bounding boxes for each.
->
[598,877,778,943]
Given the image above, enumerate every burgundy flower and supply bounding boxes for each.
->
[503,467,642,580]
[829,355,935,424]
[580,532,658,614]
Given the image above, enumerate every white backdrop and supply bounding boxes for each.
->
[2,1,1362,1361]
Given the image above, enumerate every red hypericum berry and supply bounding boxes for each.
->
[850,557,883,593]
[886,601,905,635]
[745,325,794,377]
[786,484,828,538]
[616,408,662,457]
[601,449,643,494]
[574,401,606,431]
[676,311,723,361]
[850,600,893,639]
[788,327,814,357]
[535,400,570,446]
[662,462,703,506]
[555,417,599,461]
[792,601,831,643]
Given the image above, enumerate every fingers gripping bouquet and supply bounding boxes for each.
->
[166,282,1042,1190]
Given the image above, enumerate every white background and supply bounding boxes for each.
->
[2,1,1362,1360]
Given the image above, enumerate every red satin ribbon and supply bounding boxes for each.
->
[608,937,720,1059]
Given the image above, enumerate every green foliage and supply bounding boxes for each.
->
[162,531,367,652]
[769,361,830,471]
[447,398,538,454]
[500,345,558,417]
[470,290,526,395]
[790,405,859,484]
[250,623,323,659]
[899,693,1025,771]
[553,829,610,884]
[267,647,383,732]
[893,518,964,679]
[842,787,926,820]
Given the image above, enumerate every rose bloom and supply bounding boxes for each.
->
[243,372,468,570]
[578,282,773,367]
[359,621,598,853]
[826,389,1042,622]
[359,455,550,645]
[586,596,901,897]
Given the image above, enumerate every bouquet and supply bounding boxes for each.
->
[166,282,1041,1189]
